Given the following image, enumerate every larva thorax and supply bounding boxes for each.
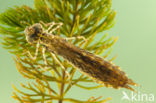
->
[25,23,137,91]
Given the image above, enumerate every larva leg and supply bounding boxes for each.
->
[39,21,55,27]
[48,22,63,34]
[66,36,87,42]
[42,47,48,65]
[40,21,63,34]
[35,48,52,72]
[32,47,51,72]
[26,41,48,68]
[50,53,71,79]
[27,41,40,60]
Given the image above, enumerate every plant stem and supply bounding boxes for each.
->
[58,70,66,103]
[70,0,78,36]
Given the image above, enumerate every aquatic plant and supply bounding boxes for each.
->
[0,0,120,102]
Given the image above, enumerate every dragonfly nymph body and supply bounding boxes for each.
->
[24,22,137,91]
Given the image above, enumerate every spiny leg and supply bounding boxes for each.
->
[65,36,88,48]
[65,36,88,46]
[40,21,55,27]
[65,36,87,41]
[37,47,55,72]
[27,41,40,60]
[50,53,71,79]
[26,41,50,71]
[26,42,50,71]
[42,47,48,65]
[38,47,54,72]
[40,21,63,34]
[48,22,63,34]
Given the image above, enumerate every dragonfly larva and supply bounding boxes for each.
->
[24,22,137,91]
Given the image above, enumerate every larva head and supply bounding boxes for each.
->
[24,23,43,44]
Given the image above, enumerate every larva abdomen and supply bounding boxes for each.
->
[41,35,137,91]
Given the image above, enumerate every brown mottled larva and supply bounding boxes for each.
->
[24,23,137,91]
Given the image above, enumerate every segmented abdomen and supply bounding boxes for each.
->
[41,35,136,91]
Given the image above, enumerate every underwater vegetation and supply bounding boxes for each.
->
[0,0,136,103]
